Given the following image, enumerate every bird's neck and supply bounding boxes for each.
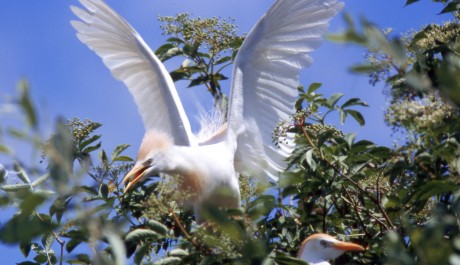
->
[298,248,331,265]
[163,143,238,206]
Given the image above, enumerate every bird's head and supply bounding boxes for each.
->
[123,130,173,192]
[297,233,365,264]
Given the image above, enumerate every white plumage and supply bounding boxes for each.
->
[71,0,343,216]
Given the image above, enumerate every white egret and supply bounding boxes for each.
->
[298,233,365,265]
[71,0,343,216]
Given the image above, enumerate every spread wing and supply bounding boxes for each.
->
[228,0,344,180]
[71,0,195,146]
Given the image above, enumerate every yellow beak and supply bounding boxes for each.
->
[123,164,149,192]
[332,240,366,252]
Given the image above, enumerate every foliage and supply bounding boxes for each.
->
[330,1,460,264]
[1,4,460,265]
[156,13,243,118]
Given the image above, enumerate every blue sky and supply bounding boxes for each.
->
[0,0,453,263]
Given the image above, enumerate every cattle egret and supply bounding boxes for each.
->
[71,0,343,216]
[298,233,365,265]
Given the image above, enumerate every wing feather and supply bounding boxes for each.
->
[229,0,344,180]
[71,0,194,146]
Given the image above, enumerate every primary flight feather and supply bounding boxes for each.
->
[71,0,343,217]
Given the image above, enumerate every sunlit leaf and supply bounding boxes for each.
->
[78,134,101,150]
[111,144,130,161]
[1,183,31,192]
[125,229,159,242]
[325,93,344,109]
[104,229,126,265]
[169,248,189,257]
[41,234,54,251]
[31,173,49,187]
[305,149,317,171]
[155,257,182,265]
[307,83,322,94]
[146,219,169,236]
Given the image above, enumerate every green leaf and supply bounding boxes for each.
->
[104,229,126,265]
[14,163,31,185]
[0,214,57,244]
[188,75,209,88]
[20,193,46,215]
[155,43,176,56]
[48,119,74,194]
[34,253,48,263]
[440,2,460,14]
[307,83,322,94]
[279,172,304,187]
[99,183,109,199]
[82,142,101,154]
[305,149,317,171]
[247,195,275,219]
[49,196,72,223]
[405,0,420,5]
[0,144,11,154]
[341,98,368,108]
[1,183,31,192]
[134,243,152,265]
[412,180,458,201]
[351,63,385,73]
[325,93,344,108]
[155,257,182,265]
[67,254,91,264]
[169,68,191,81]
[214,56,232,65]
[166,37,185,44]
[16,262,40,265]
[125,229,159,242]
[20,241,32,257]
[339,109,347,125]
[99,149,109,166]
[65,236,85,253]
[113,156,133,162]
[17,80,38,129]
[169,248,189,257]
[146,219,169,236]
[345,109,366,126]
[31,173,49,187]
[159,47,183,62]
[78,134,101,150]
[41,234,54,251]
[111,144,130,161]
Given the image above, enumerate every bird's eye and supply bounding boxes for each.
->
[143,158,153,166]
[320,240,328,248]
